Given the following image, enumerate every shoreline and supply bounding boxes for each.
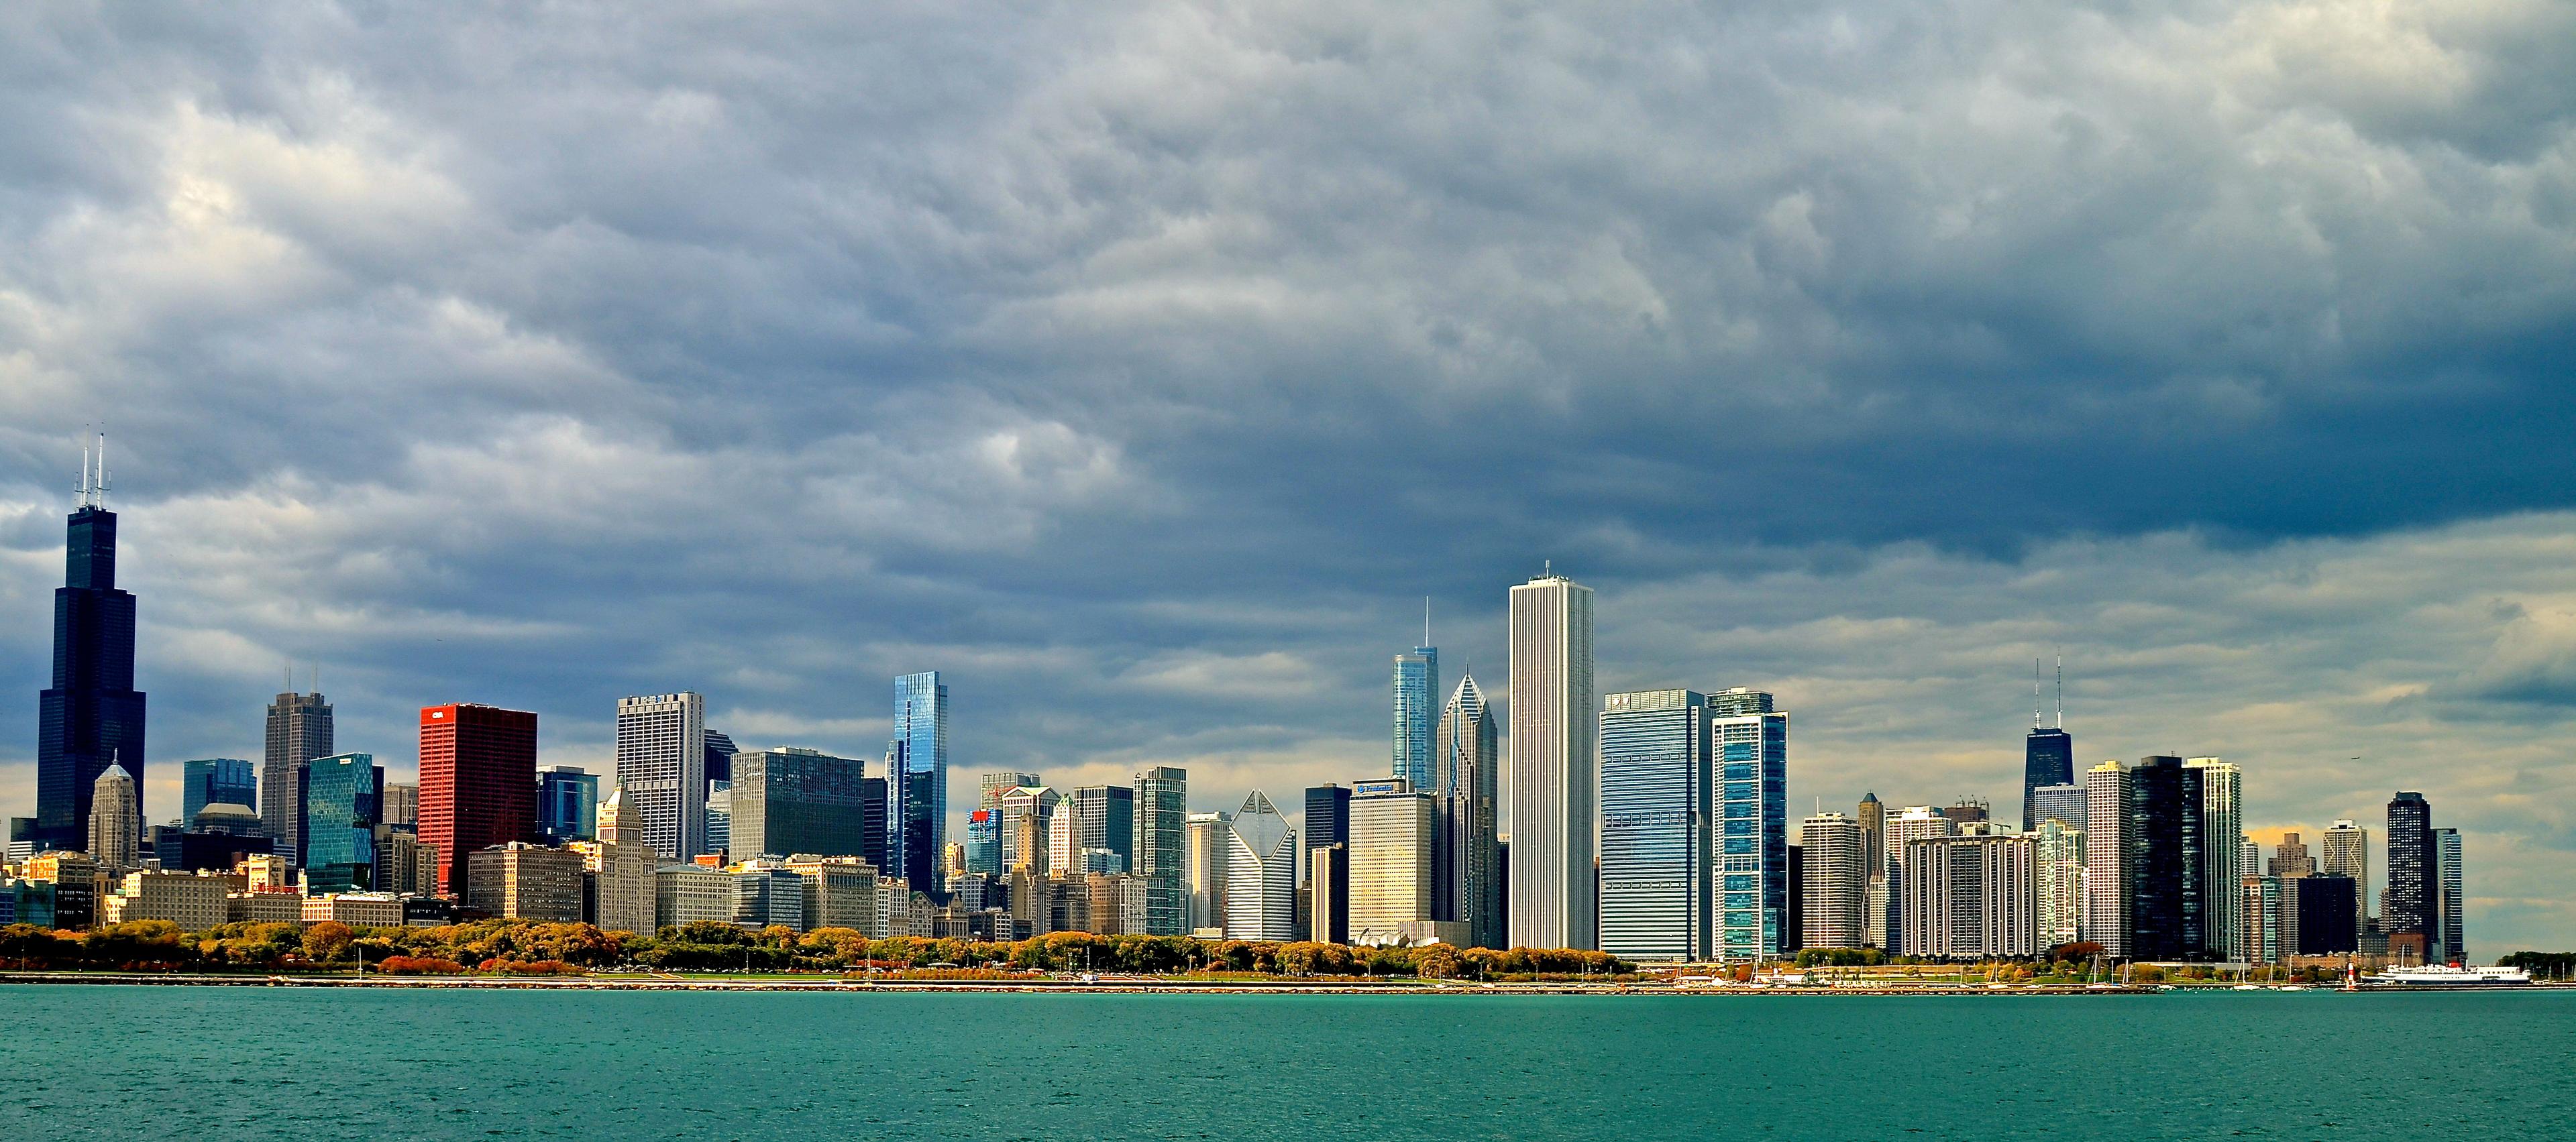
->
[5,972,2562,994]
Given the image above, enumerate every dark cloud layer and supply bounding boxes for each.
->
[1,1,2573,954]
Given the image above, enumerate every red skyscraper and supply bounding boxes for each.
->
[419,703,539,895]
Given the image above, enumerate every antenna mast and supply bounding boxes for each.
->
[1424,596,1432,647]
[2033,659,2042,730]
[96,432,108,509]
[2053,650,2063,729]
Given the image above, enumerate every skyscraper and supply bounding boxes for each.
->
[421,704,539,895]
[1392,640,1438,793]
[536,766,599,844]
[2270,833,2316,878]
[1434,673,1502,949]
[731,747,871,859]
[300,752,384,894]
[2434,827,2463,964]
[981,772,1038,811]
[1898,833,2037,960]
[1883,805,1958,952]
[182,759,256,829]
[36,448,146,854]
[1348,779,1434,946]
[1857,792,1886,880]
[2321,819,2369,946]
[2083,760,2133,956]
[2033,817,2084,950]
[1224,791,1296,941]
[2023,659,2072,831]
[1709,688,1789,959]
[590,791,656,934]
[1304,782,1350,943]
[1509,570,1595,950]
[1186,809,1231,933]
[87,764,140,868]
[2029,784,2085,832]
[616,693,706,862]
[1599,689,1712,962]
[2128,756,2210,962]
[1133,766,1187,935]
[2185,758,2243,970]
[262,689,333,864]
[2385,791,2436,950]
[1798,812,1868,950]
[702,729,738,801]
[892,672,949,899]
[1067,785,1135,870]
[996,785,1059,872]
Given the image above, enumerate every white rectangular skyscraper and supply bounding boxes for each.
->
[2083,760,2131,956]
[1509,571,1596,951]
[2186,758,2243,968]
[616,692,706,862]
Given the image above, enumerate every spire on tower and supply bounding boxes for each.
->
[2053,650,2063,730]
[2034,659,2043,730]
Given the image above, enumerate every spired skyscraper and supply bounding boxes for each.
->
[2022,659,2072,831]
[1391,609,1438,792]
[1509,569,1596,951]
[890,672,949,899]
[36,441,146,852]
[1434,673,1502,949]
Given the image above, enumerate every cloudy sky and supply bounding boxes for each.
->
[2,2,2571,954]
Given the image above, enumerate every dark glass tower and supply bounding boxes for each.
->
[2385,792,2434,939]
[2127,756,2209,961]
[36,490,146,852]
[2022,660,2072,830]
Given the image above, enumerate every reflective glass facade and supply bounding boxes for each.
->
[301,752,382,894]
[182,758,256,825]
[1599,689,1710,961]
[1710,689,1788,959]
[1391,646,1438,791]
[537,766,598,843]
[1132,766,1188,935]
[892,672,949,897]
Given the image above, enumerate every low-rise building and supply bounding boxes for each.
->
[303,893,405,927]
[100,870,229,931]
[733,864,806,931]
[657,864,735,929]
[792,856,883,935]
[228,889,308,925]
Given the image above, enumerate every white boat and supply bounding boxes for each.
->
[2361,964,2533,988]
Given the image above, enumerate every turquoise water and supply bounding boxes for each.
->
[1,986,2567,1139]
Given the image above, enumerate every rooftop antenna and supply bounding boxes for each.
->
[2033,659,2043,730]
[1424,596,1432,647]
[96,432,108,510]
[2053,650,2063,730]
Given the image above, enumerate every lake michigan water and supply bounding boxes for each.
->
[1,986,2566,1140]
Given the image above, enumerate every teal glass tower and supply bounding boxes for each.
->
[1392,640,1439,792]
[1710,688,1788,959]
[182,758,257,824]
[892,672,949,897]
[299,752,383,894]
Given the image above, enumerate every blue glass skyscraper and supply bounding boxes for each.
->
[1599,689,1711,961]
[537,766,600,842]
[892,671,949,898]
[35,449,146,852]
[300,752,383,894]
[1391,641,1438,792]
[1710,688,1788,959]
[182,758,257,824]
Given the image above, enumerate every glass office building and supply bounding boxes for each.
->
[182,758,257,827]
[1391,645,1438,791]
[1599,689,1711,962]
[892,672,949,897]
[300,752,383,894]
[536,765,599,843]
[1709,689,1788,960]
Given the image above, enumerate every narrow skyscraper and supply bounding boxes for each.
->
[1797,812,1868,949]
[87,764,140,868]
[2321,819,2369,946]
[36,442,146,852]
[2022,658,2072,831]
[263,689,333,864]
[2385,791,2436,960]
[1710,687,1790,959]
[1434,673,1502,948]
[1509,569,1595,950]
[2128,756,2210,962]
[2185,758,2243,970]
[1132,766,1188,935]
[2434,827,2463,965]
[1391,622,1439,792]
[2083,760,2132,956]
[892,672,949,899]
[616,693,706,862]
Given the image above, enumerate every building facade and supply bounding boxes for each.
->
[1898,834,2037,960]
[1393,644,1439,793]
[1348,780,1434,946]
[536,766,598,844]
[262,690,333,863]
[1509,571,1595,950]
[890,671,949,902]
[1709,689,1788,960]
[421,704,539,895]
[182,758,256,828]
[616,692,706,863]
[465,842,584,922]
[87,765,141,869]
[2082,760,2132,956]
[2185,758,2243,969]
[2033,817,2084,950]
[2435,827,2463,964]
[589,791,657,933]
[1132,766,1187,935]
[1798,812,1868,950]
[1599,689,1711,962]
[2385,791,2436,948]
[301,752,383,894]
[1223,792,1295,941]
[731,747,871,860]
[2320,820,2369,946]
[1186,810,1230,933]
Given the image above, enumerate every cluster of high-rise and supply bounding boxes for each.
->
[0,459,2479,965]
[1790,685,2469,966]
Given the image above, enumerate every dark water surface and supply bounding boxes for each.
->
[1,986,2565,1139]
